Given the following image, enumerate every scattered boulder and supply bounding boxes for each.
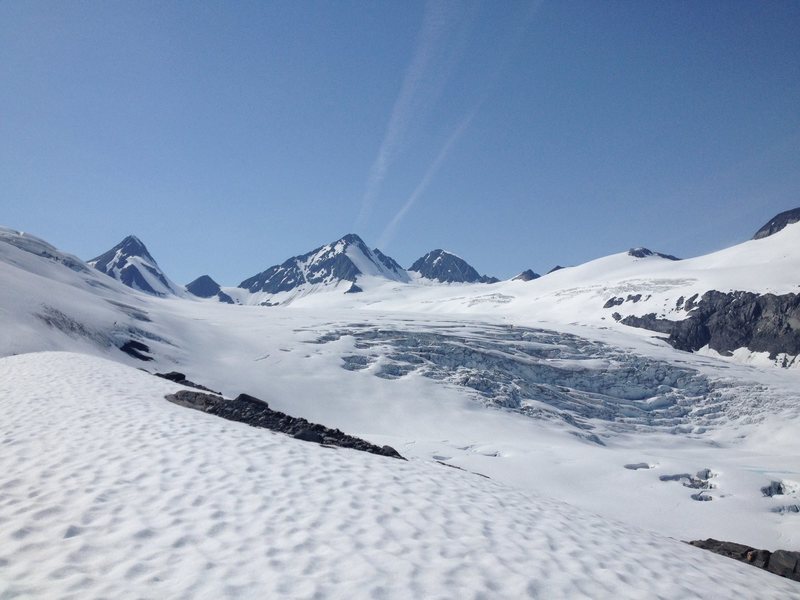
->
[762,481,786,497]
[624,463,651,470]
[294,429,324,443]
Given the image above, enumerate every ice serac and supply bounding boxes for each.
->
[89,235,181,297]
[186,275,234,304]
[239,233,408,294]
[753,207,800,240]
[512,269,541,282]
[409,249,497,284]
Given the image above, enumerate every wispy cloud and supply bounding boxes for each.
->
[377,1,543,249]
[355,0,474,230]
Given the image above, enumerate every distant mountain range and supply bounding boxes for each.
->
[83,208,799,324]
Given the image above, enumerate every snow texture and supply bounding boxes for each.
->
[1,352,798,599]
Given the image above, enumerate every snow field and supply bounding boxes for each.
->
[1,352,799,599]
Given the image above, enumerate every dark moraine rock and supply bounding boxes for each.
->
[689,538,800,582]
[165,390,404,460]
[753,207,800,240]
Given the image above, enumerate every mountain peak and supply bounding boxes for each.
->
[89,235,180,297]
[512,269,541,282]
[409,249,497,284]
[238,234,408,299]
[753,207,800,240]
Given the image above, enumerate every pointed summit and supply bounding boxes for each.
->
[409,249,497,284]
[512,269,540,282]
[89,235,181,296]
[239,234,408,298]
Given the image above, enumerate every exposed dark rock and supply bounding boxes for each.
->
[627,247,680,261]
[372,248,407,277]
[689,538,800,582]
[216,291,235,304]
[155,371,221,394]
[547,265,566,274]
[753,207,800,240]
[409,249,497,284]
[120,340,153,361]
[293,429,324,443]
[762,481,786,497]
[186,275,221,298]
[345,283,363,294]
[165,390,404,460]
[624,463,651,470]
[512,269,541,282]
[604,297,624,309]
[621,291,800,360]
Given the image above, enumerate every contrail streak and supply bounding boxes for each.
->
[356,0,474,230]
[377,1,543,248]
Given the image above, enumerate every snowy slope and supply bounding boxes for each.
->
[2,224,800,596]
[1,351,798,599]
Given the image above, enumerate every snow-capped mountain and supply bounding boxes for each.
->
[89,235,182,297]
[408,249,498,283]
[238,233,409,303]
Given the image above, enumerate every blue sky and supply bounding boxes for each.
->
[1,1,798,283]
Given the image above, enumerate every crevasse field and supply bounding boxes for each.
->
[1,224,800,598]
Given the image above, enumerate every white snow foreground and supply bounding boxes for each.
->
[2,352,797,599]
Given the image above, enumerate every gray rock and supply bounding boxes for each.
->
[293,429,324,443]
[622,291,800,360]
[165,389,404,459]
[753,207,800,239]
[761,481,786,497]
[689,538,800,583]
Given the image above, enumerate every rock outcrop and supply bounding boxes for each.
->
[689,538,800,582]
[621,291,800,361]
[165,389,404,460]
[753,207,800,239]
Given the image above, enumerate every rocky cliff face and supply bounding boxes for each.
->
[621,291,800,363]
[753,207,800,239]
